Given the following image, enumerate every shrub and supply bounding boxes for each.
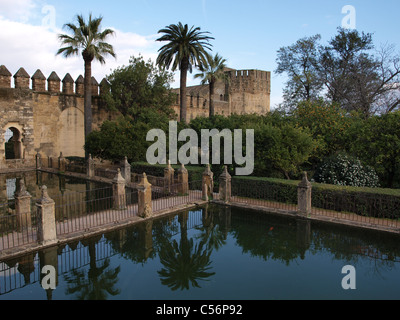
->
[131,162,204,183]
[232,176,400,220]
[313,153,380,188]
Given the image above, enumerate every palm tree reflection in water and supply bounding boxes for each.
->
[62,206,227,297]
[157,210,219,291]
[64,240,121,300]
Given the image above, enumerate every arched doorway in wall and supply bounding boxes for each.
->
[4,127,23,160]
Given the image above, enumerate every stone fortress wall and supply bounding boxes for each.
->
[171,68,271,121]
[0,65,118,169]
[0,64,271,170]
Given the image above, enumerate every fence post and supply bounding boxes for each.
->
[39,246,59,299]
[219,166,231,203]
[58,152,65,172]
[35,152,41,169]
[113,169,126,210]
[15,179,32,231]
[202,164,214,201]
[121,156,131,184]
[164,161,175,192]
[298,172,312,216]
[177,164,189,195]
[36,186,57,246]
[138,173,152,218]
[87,154,95,178]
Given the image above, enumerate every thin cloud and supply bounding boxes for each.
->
[0,0,37,22]
[0,17,163,85]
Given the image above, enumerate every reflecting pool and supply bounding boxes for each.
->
[1,204,400,300]
[0,171,110,202]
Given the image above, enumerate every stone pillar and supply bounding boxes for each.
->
[177,164,189,195]
[47,72,61,93]
[87,154,95,178]
[298,172,312,216]
[14,67,30,89]
[31,69,46,92]
[15,179,32,231]
[75,75,84,95]
[58,152,65,172]
[219,166,231,203]
[121,157,131,184]
[36,186,57,246]
[164,161,175,192]
[0,65,12,88]
[100,78,110,96]
[137,173,152,218]
[202,164,214,201]
[36,152,42,169]
[113,169,126,210]
[91,77,99,96]
[62,73,74,94]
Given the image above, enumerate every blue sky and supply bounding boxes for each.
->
[1,0,399,108]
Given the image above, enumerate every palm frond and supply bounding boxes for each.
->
[156,22,214,72]
[57,13,116,63]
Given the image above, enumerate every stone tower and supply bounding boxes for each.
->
[226,69,271,115]
[171,67,271,121]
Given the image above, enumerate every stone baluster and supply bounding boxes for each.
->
[202,164,214,201]
[113,169,126,210]
[138,173,152,218]
[36,186,57,246]
[298,172,312,216]
[219,166,231,203]
[15,179,32,231]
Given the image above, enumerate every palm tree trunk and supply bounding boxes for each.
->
[84,59,93,159]
[180,58,189,123]
[209,79,215,117]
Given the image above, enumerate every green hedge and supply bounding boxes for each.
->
[232,176,298,205]
[232,176,400,220]
[131,162,204,183]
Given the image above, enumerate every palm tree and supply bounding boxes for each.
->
[156,22,214,123]
[194,53,227,117]
[57,14,116,158]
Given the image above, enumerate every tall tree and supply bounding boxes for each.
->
[104,55,175,119]
[277,28,400,117]
[57,14,116,157]
[319,28,400,118]
[194,53,227,117]
[275,34,323,111]
[156,22,214,123]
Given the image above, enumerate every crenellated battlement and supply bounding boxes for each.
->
[0,65,110,96]
[228,69,270,80]
[171,67,271,121]
[227,69,271,94]
[0,64,119,169]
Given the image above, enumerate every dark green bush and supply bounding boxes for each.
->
[131,162,204,184]
[232,176,298,205]
[232,176,400,220]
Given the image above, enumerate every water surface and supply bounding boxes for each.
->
[1,204,400,300]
